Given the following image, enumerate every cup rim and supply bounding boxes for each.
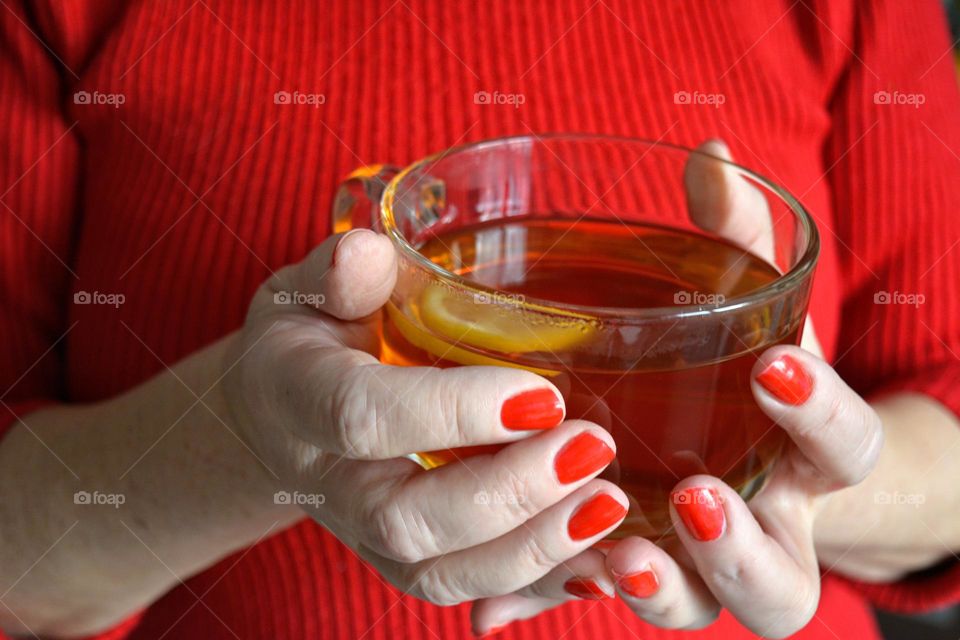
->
[380,133,820,320]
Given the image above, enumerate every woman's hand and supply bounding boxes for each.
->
[223,228,628,605]
[471,141,883,637]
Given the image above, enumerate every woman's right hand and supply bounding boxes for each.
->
[222,228,627,606]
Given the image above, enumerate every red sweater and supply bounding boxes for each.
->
[2,1,960,638]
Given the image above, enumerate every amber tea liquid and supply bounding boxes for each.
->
[381,218,793,538]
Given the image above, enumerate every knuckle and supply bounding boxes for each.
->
[368,504,428,564]
[820,390,848,433]
[518,532,562,574]
[490,465,539,520]
[329,367,381,458]
[522,577,554,601]
[410,566,470,606]
[706,547,765,593]
[845,407,884,484]
[433,369,469,449]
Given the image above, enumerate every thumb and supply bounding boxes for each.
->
[683,139,775,263]
[271,228,398,321]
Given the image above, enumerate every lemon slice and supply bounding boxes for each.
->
[386,284,597,375]
[386,301,551,372]
[418,284,595,354]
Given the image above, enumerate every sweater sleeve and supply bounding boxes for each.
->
[823,0,960,614]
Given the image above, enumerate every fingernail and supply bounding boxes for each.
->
[756,354,813,405]
[331,229,364,267]
[501,388,564,430]
[475,624,507,638]
[568,493,627,540]
[564,577,611,600]
[554,432,615,484]
[617,569,659,598]
[671,487,725,541]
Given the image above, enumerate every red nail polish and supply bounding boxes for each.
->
[475,624,507,638]
[501,388,564,430]
[756,355,813,405]
[554,432,615,484]
[671,487,725,541]
[568,493,627,540]
[617,570,659,598]
[564,577,611,600]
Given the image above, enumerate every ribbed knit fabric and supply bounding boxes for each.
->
[2,1,959,638]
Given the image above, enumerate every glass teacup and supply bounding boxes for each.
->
[331,134,818,539]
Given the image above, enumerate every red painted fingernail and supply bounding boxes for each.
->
[617,569,659,598]
[568,493,627,540]
[564,577,611,600]
[671,487,725,541]
[501,388,564,430]
[756,354,813,405]
[554,432,615,484]
[475,624,507,638]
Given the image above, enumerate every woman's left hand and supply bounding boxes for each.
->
[471,141,884,638]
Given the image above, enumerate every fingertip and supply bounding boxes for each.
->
[327,229,397,318]
[332,228,396,274]
[697,138,732,160]
[500,384,565,431]
[668,476,730,543]
[751,346,816,407]
[605,536,658,573]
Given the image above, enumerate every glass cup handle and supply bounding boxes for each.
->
[330,164,402,234]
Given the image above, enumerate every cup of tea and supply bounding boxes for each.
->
[330,134,819,540]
